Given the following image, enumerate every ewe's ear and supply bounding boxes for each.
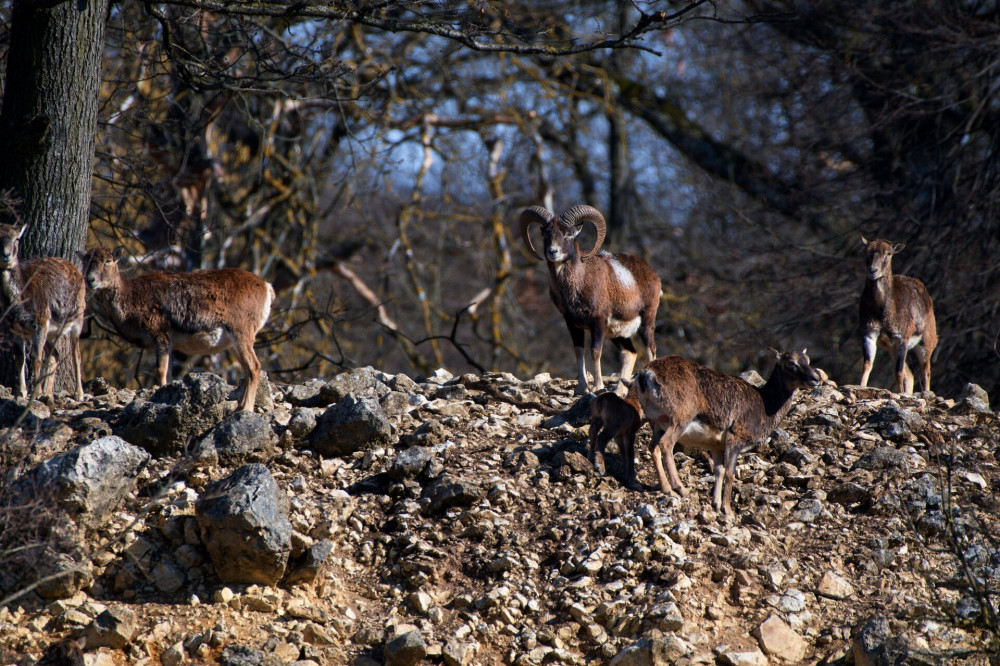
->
[891,242,906,254]
[767,347,781,360]
[860,235,869,246]
[75,251,88,263]
[112,246,125,261]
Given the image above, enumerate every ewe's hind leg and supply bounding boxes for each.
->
[650,424,686,496]
[711,449,726,513]
[232,333,262,412]
[912,344,931,393]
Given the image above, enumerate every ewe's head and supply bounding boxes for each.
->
[861,235,905,281]
[77,246,125,290]
[518,205,607,264]
[769,347,823,390]
[0,223,25,269]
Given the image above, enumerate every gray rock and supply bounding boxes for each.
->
[853,445,909,474]
[193,411,277,466]
[828,482,872,506]
[399,420,447,448]
[282,379,327,407]
[955,383,991,414]
[384,630,426,666]
[864,406,923,441]
[35,552,93,600]
[83,606,136,650]
[388,446,434,481]
[739,370,766,387]
[792,498,823,523]
[115,373,231,456]
[286,408,318,439]
[285,540,334,585]
[544,393,596,429]
[321,367,390,404]
[196,464,292,585]
[307,395,392,457]
[442,640,477,666]
[152,560,186,594]
[423,474,485,514]
[220,645,267,666]
[379,391,411,416]
[0,397,45,429]
[18,436,149,525]
[852,616,909,666]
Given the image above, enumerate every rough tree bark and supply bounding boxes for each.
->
[0,0,110,395]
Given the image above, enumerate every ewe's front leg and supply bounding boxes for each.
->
[859,330,878,387]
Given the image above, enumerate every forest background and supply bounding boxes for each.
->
[1,0,998,400]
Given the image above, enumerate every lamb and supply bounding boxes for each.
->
[78,247,274,412]
[634,349,821,516]
[858,236,937,394]
[518,205,661,394]
[588,386,643,488]
[0,223,85,400]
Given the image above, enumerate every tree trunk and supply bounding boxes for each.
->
[0,0,109,396]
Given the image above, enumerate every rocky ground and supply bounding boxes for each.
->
[0,363,998,666]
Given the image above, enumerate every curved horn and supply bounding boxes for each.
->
[561,205,606,258]
[517,206,554,261]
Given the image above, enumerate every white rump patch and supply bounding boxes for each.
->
[607,255,636,290]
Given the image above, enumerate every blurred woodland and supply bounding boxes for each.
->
[1,0,999,399]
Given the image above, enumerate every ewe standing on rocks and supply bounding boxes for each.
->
[78,247,274,412]
[635,349,822,516]
[518,205,661,395]
[859,236,937,394]
[0,223,86,400]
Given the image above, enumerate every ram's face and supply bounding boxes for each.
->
[543,222,578,263]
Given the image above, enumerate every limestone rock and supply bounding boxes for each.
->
[753,614,807,662]
[115,373,231,456]
[196,464,292,585]
[307,395,392,457]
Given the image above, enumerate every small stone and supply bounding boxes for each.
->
[442,640,478,666]
[384,630,426,666]
[717,647,770,666]
[214,587,235,604]
[409,591,433,615]
[754,614,807,662]
[817,571,854,600]
[83,606,137,650]
[161,641,186,666]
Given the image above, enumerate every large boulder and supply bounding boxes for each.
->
[19,436,149,525]
[115,373,232,456]
[320,366,392,404]
[307,395,392,457]
[192,411,277,466]
[195,464,292,585]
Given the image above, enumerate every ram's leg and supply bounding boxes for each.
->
[612,336,638,390]
[590,328,606,393]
